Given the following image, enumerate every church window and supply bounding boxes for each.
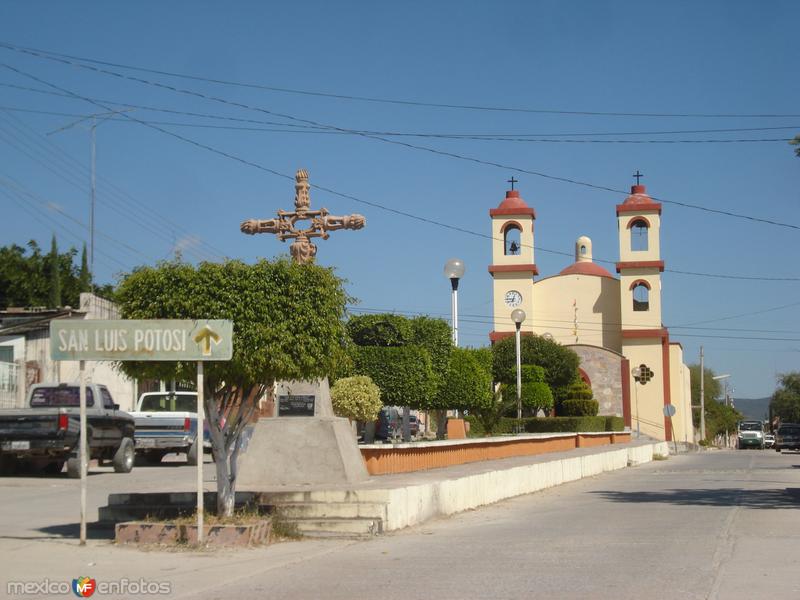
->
[633,283,650,311]
[631,219,649,251]
[504,224,521,255]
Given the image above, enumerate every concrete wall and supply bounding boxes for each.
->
[669,344,694,443]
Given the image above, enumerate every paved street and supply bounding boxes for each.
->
[1,449,799,599]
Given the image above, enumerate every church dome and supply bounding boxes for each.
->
[489,190,536,217]
[559,236,614,278]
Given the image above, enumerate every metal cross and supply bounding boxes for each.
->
[507,176,518,190]
[633,170,644,185]
[240,169,366,264]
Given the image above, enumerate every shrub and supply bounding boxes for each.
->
[560,381,598,416]
[330,376,382,422]
[353,346,436,409]
[503,381,554,414]
[492,335,580,402]
[465,415,624,436]
[434,347,493,412]
[605,416,625,431]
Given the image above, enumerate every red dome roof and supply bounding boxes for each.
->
[559,261,615,278]
[489,190,536,217]
[616,184,661,215]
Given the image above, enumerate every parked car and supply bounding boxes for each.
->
[774,424,800,453]
[764,433,775,449]
[375,407,401,441]
[736,420,765,449]
[0,382,135,477]
[130,391,209,465]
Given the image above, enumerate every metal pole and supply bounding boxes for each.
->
[79,360,87,545]
[699,346,706,442]
[450,278,459,347]
[90,118,96,292]
[196,361,204,543]
[515,323,522,432]
[634,382,640,438]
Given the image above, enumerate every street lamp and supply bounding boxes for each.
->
[443,258,465,346]
[511,308,526,433]
[631,366,642,438]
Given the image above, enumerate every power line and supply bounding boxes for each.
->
[3,63,798,284]
[2,41,798,119]
[0,104,795,144]
[3,50,797,232]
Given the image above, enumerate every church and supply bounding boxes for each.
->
[487,180,693,443]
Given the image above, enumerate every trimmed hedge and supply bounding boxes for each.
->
[561,399,599,417]
[465,415,625,437]
[353,345,436,409]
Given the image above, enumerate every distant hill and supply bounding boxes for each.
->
[733,397,771,421]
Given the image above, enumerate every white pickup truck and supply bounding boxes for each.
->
[130,392,204,465]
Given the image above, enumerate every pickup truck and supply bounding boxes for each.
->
[0,382,135,477]
[130,391,204,465]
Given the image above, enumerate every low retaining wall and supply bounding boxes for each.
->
[361,431,631,475]
[378,440,669,531]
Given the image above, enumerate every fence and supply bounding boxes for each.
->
[0,361,23,409]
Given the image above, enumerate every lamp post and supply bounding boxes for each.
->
[443,258,465,347]
[511,308,526,433]
[631,366,642,437]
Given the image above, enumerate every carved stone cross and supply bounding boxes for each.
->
[240,169,366,264]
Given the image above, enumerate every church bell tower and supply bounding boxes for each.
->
[489,181,537,342]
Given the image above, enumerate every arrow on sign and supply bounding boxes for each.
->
[193,325,221,356]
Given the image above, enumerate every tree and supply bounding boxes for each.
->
[560,380,598,416]
[492,334,580,403]
[434,347,493,413]
[115,258,350,516]
[503,364,555,416]
[791,135,800,157]
[352,345,437,408]
[48,235,62,308]
[331,376,382,422]
[771,372,800,423]
[79,243,91,293]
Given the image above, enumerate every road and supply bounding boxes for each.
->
[1,449,799,599]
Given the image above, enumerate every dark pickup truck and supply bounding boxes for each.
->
[0,382,135,477]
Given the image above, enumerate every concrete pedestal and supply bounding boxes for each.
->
[236,378,369,487]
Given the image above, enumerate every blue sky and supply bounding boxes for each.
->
[0,1,797,398]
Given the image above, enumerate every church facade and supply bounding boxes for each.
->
[487,183,693,443]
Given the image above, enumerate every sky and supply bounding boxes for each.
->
[0,1,797,399]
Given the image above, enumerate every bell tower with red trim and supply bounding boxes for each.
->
[616,182,672,440]
[489,183,537,342]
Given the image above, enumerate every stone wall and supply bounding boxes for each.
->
[567,344,623,417]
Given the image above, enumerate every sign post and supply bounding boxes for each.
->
[50,319,233,546]
[663,403,678,454]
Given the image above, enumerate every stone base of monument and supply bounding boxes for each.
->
[236,378,369,487]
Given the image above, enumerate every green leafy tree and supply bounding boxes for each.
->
[503,364,555,415]
[434,347,493,413]
[352,346,437,408]
[791,135,800,157]
[705,399,742,441]
[688,363,723,430]
[771,372,800,423]
[78,243,91,293]
[331,376,382,422]
[347,314,412,347]
[115,258,350,516]
[492,334,580,403]
[47,235,62,308]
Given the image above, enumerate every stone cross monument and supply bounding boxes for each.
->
[240,169,366,263]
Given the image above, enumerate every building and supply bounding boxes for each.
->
[487,182,693,443]
[0,293,137,410]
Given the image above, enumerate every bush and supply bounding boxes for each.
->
[346,314,413,347]
[353,346,436,409]
[330,376,382,422]
[561,399,599,417]
[503,381,554,414]
[464,415,624,436]
[434,347,493,412]
[492,335,580,402]
[560,381,598,416]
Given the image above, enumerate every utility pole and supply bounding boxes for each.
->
[700,346,706,441]
[48,108,133,291]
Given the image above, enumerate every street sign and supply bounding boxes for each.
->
[50,319,233,361]
[663,404,676,417]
